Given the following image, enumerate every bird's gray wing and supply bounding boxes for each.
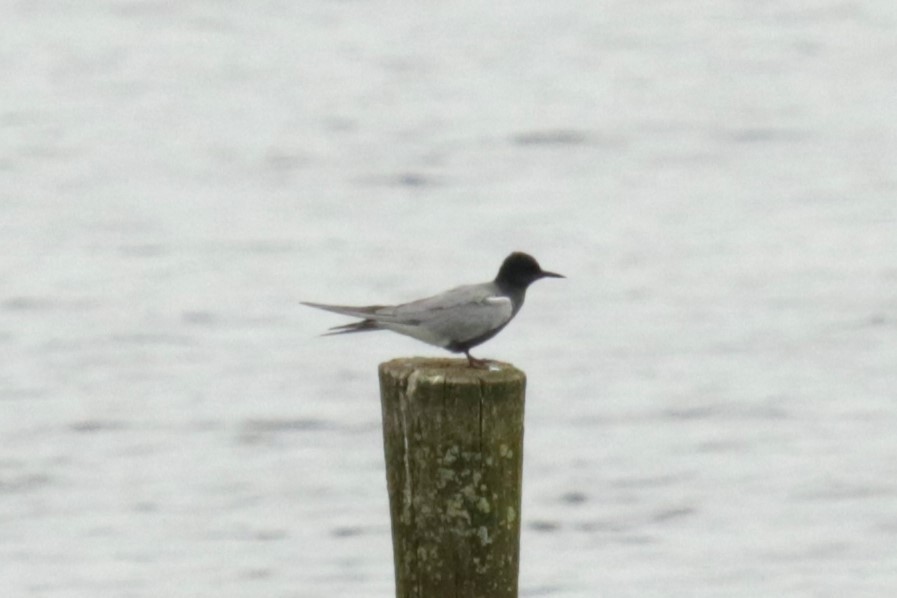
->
[303,283,498,324]
[374,283,514,347]
[303,283,513,348]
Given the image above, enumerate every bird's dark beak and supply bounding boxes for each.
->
[540,270,565,279]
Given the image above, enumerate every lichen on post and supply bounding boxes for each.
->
[378,357,526,598]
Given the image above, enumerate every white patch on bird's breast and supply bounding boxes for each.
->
[483,296,513,322]
[484,296,511,307]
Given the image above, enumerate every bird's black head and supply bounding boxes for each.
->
[494,252,564,290]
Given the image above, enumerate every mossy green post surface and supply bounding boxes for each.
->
[378,357,526,598]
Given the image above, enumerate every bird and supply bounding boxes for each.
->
[302,252,564,367]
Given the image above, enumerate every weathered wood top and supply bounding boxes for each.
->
[379,357,525,384]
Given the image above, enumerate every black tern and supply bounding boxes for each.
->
[302,252,564,367]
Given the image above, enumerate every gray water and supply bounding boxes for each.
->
[2,1,896,596]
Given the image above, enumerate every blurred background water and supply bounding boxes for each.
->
[2,1,896,596]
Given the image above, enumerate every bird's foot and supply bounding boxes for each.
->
[465,353,491,369]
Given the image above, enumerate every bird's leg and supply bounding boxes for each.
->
[465,350,489,369]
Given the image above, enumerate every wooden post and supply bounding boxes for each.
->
[378,357,526,598]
